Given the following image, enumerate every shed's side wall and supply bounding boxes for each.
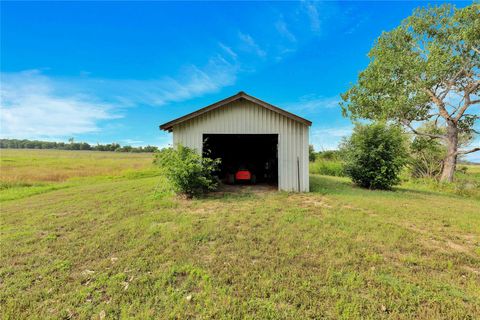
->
[172,100,309,192]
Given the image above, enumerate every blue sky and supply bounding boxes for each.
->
[1,1,477,161]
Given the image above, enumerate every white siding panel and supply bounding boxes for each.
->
[171,100,309,192]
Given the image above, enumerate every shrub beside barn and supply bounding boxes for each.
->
[160,92,311,192]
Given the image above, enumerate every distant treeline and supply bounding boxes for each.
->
[0,139,159,153]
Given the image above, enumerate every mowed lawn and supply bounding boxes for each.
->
[1,150,479,319]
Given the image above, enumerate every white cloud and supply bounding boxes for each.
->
[310,125,353,151]
[218,42,238,60]
[302,1,321,33]
[275,18,296,42]
[80,55,238,107]
[287,95,341,113]
[238,32,267,57]
[0,57,238,140]
[0,70,119,139]
[122,139,144,146]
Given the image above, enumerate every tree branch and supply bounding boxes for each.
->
[423,87,451,121]
[455,81,480,122]
[440,68,465,101]
[457,147,480,155]
[403,121,446,140]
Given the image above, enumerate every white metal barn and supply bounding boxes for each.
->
[160,92,312,192]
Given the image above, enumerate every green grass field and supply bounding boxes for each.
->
[1,149,479,319]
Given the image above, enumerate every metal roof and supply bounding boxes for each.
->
[159,91,312,132]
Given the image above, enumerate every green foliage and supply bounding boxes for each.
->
[403,169,480,199]
[309,145,316,162]
[341,4,479,126]
[310,159,345,177]
[317,150,342,161]
[409,136,446,178]
[340,3,480,180]
[341,123,408,189]
[409,122,447,178]
[310,150,345,176]
[155,145,220,197]
[0,138,158,153]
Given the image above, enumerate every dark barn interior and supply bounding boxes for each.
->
[202,134,278,185]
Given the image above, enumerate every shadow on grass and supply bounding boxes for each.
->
[309,175,357,196]
[310,174,471,200]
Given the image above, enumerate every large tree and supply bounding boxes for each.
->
[341,4,479,182]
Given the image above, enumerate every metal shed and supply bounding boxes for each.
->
[160,92,312,192]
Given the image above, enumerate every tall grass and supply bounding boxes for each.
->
[309,159,345,176]
[401,165,480,199]
[0,149,154,184]
[309,156,480,199]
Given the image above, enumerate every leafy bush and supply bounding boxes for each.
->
[309,145,316,162]
[340,123,407,190]
[309,159,345,177]
[316,150,342,161]
[154,145,220,198]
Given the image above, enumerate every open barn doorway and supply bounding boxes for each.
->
[203,134,278,187]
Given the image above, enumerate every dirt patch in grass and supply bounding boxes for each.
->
[211,183,277,196]
[463,265,480,275]
[445,240,472,254]
[1,153,480,319]
[404,223,477,256]
[284,193,333,210]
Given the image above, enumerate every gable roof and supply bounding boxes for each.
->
[159,91,312,132]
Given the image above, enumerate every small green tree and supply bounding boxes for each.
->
[341,123,408,190]
[309,145,316,162]
[410,137,446,179]
[341,4,479,182]
[154,145,220,198]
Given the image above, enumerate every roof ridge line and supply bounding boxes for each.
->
[159,92,312,131]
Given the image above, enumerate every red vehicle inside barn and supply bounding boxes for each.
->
[234,167,256,184]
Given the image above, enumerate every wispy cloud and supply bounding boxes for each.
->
[0,70,119,139]
[217,2,337,67]
[302,1,321,33]
[287,95,341,114]
[218,42,238,60]
[344,15,368,35]
[82,55,238,107]
[122,139,144,146]
[238,32,267,58]
[310,125,353,151]
[275,18,296,43]
[0,57,239,140]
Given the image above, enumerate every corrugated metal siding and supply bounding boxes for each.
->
[172,99,309,192]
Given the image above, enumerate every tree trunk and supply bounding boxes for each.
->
[439,120,458,183]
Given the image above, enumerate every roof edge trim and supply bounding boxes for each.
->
[159,91,312,132]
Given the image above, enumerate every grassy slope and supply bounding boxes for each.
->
[1,151,479,319]
[0,149,154,201]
